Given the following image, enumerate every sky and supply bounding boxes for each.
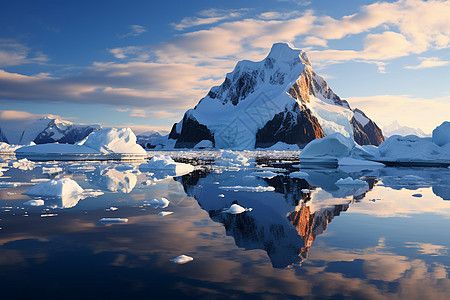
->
[1,0,450,136]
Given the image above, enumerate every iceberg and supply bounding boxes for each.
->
[24,178,83,197]
[432,121,450,146]
[15,128,147,161]
[146,197,170,209]
[170,254,193,264]
[139,155,194,177]
[223,204,252,214]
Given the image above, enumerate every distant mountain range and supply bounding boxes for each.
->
[136,130,169,148]
[382,120,429,138]
[0,116,101,145]
[167,43,384,149]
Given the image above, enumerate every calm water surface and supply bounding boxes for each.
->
[1,151,450,299]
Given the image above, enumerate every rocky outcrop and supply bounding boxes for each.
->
[351,109,384,146]
[169,113,214,148]
[255,104,324,148]
[0,127,8,143]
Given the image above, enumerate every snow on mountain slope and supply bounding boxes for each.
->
[168,43,384,149]
[383,120,429,138]
[18,116,101,145]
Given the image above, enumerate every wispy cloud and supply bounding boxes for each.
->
[277,0,311,6]
[0,39,48,67]
[172,8,248,30]
[405,57,450,69]
[121,25,146,38]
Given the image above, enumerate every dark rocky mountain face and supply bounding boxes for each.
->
[255,104,324,148]
[0,128,8,143]
[169,113,214,149]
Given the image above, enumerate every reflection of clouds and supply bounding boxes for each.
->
[348,186,450,218]
[405,242,448,256]
[0,206,449,299]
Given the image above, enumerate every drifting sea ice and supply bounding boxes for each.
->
[139,155,195,177]
[290,171,309,179]
[23,199,45,206]
[146,198,170,209]
[170,255,193,264]
[251,171,278,179]
[219,186,275,192]
[223,204,252,214]
[99,218,128,223]
[24,178,83,197]
[335,177,368,186]
[158,211,174,216]
[10,158,36,171]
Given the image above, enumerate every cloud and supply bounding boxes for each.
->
[277,0,311,6]
[0,110,37,120]
[0,39,48,67]
[112,108,180,120]
[121,25,146,38]
[172,8,248,30]
[405,57,450,69]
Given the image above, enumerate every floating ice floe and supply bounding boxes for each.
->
[99,218,128,223]
[24,199,45,206]
[158,211,173,216]
[335,177,368,186]
[170,254,193,264]
[139,155,194,177]
[24,178,83,197]
[217,150,250,168]
[290,171,309,179]
[41,214,58,217]
[0,142,23,153]
[218,194,225,198]
[106,206,118,211]
[251,171,278,179]
[194,140,213,149]
[218,185,275,192]
[223,204,252,214]
[146,197,170,209]
[42,166,63,174]
[9,158,36,171]
[15,128,147,161]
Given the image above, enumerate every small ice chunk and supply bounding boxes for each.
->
[24,200,45,206]
[251,171,278,179]
[290,171,309,179]
[41,213,58,217]
[218,194,225,198]
[223,204,252,214]
[99,218,128,223]
[146,197,170,209]
[139,155,194,176]
[335,177,368,186]
[107,206,119,211]
[158,211,173,216]
[170,254,193,264]
[7,192,15,196]
[10,158,36,171]
[218,186,275,192]
[301,189,311,193]
[42,167,63,175]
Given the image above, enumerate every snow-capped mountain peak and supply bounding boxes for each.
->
[167,42,384,149]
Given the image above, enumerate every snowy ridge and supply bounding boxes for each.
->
[17,116,101,145]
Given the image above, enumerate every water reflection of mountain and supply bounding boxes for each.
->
[177,167,359,268]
